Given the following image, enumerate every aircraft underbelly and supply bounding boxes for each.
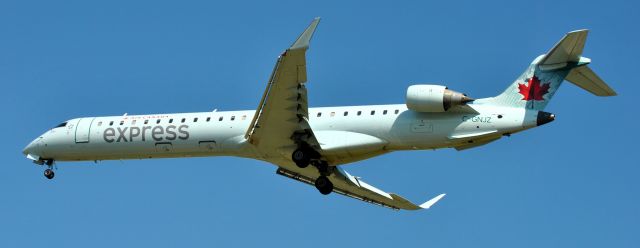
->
[312,130,389,165]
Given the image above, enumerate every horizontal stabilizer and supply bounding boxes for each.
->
[566,65,617,96]
[540,29,588,66]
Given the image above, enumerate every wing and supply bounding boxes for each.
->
[276,165,446,211]
[245,18,322,155]
[246,18,444,210]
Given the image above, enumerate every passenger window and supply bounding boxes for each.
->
[144,120,149,125]
[357,111,362,116]
[206,117,211,122]
[194,118,198,122]
[219,116,223,121]
[132,120,137,125]
[371,110,375,115]
[395,109,399,114]
[119,121,124,125]
[109,121,114,126]
[156,119,161,124]
[383,110,388,115]
[169,119,173,123]
[317,112,322,117]
[344,111,348,116]
[97,121,103,127]
[330,112,335,117]
[181,118,186,123]
[231,116,236,121]
[241,115,247,120]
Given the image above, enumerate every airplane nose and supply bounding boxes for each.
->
[23,142,35,155]
[23,137,43,156]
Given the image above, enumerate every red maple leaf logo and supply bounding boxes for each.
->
[518,75,550,101]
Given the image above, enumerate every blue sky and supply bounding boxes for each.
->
[1,0,638,247]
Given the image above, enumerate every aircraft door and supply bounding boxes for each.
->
[75,117,95,143]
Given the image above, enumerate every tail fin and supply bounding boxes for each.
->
[486,29,616,110]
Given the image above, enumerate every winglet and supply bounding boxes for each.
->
[389,192,446,210]
[290,17,321,50]
[419,193,446,209]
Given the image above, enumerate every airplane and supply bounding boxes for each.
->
[22,18,616,210]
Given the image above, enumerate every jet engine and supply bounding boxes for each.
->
[406,85,474,112]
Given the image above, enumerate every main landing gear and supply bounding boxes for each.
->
[291,147,334,195]
[314,174,333,195]
[42,159,55,179]
[291,148,313,168]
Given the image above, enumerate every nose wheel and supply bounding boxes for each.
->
[43,159,55,179]
[44,168,55,179]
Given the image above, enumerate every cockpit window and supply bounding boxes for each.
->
[54,122,67,128]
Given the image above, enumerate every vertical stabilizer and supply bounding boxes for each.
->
[484,29,615,110]
[539,29,588,67]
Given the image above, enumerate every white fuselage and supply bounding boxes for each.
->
[24,102,540,166]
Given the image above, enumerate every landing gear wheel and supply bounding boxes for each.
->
[314,176,333,195]
[292,149,311,168]
[44,169,55,179]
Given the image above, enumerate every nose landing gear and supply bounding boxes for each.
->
[44,168,55,179]
[43,159,55,179]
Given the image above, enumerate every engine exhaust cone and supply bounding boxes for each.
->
[461,95,475,103]
[537,111,555,126]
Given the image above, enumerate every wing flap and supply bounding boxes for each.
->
[277,168,399,210]
[277,167,445,211]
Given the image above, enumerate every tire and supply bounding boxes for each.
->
[292,149,310,168]
[44,169,55,179]
[314,176,333,195]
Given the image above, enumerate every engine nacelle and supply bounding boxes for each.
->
[406,85,473,112]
